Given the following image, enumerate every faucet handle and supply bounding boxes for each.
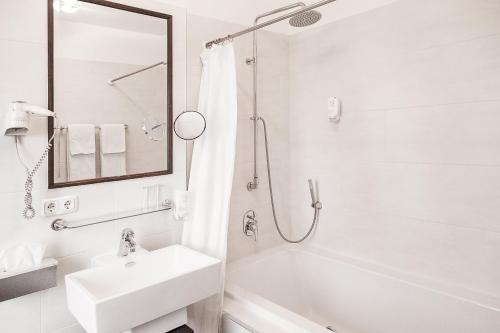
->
[243,210,258,242]
[121,228,135,240]
[250,223,258,242]
[118,228,136,257]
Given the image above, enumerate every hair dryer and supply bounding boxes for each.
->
[4,101,55,136]
[4,101,56,219]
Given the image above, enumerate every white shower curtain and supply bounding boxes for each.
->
[181,43,237,332]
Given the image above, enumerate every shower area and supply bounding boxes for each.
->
[187,0,500,332]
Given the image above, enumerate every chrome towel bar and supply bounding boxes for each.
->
[51,200,172,231]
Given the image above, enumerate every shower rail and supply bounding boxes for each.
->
[205,0,336,48]
[108,61,168,85]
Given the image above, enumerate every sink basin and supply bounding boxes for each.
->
[66,245,221,333]
[90,246,149,267]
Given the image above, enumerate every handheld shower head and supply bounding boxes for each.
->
[308,179,317,204]
[289,10,322,27]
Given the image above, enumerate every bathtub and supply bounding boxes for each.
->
[223,245,500,333]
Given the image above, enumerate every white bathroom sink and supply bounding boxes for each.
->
[90,246,149,267]
[65,245,221,333]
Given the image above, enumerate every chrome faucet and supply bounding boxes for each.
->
[243,210,258,241]
[117,228,136,257]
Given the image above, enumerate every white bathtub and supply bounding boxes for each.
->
[223,245,500,333]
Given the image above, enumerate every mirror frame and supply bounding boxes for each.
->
[47,0,173,189]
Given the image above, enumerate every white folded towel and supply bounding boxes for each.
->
[100,124,126,154]
[68,124,96,155]
[67,124,96,181]
[100,124,126,177]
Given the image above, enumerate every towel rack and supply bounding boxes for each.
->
[54,124,129,130]
[51,200,172,231]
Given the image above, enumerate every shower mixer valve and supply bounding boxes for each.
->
[243,210,258,242]
[247,177,258,191]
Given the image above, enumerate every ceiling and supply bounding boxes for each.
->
[60,0,401,36]
[58,0,398,35]
[181,0,401,35]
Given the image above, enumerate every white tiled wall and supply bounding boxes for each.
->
[186,15,290,262]
[5,0,499,330]
[289,0,500,306]
[0,0,186,332]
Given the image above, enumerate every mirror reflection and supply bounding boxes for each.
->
[174,111,206,141]
[49,0,173,188]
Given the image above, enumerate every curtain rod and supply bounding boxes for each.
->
[205,0,337,48]
[108,61,167,85]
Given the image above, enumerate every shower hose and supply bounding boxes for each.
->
[259,117,321,243]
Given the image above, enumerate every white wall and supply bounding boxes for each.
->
[0,0,186,332]
[289,0,500,310]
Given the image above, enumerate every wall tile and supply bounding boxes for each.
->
[0,292,41,333]
[290,22,500,112]
[313,208,500,298]
[0,39,48,195]
[41,254,87,333]
[380,163,500,233]
[0,39,47,105]
[293,0,500,62]
[329,162,500,233]
[0,0,47,43]
[385,101,500,165]
[289,0,500,308]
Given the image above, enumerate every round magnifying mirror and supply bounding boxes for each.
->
[174,111,206,140]
[143,116,167,142]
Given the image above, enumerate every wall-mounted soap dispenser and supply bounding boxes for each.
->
[328,97,341,123]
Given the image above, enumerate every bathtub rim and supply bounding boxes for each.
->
[226,244,500,313]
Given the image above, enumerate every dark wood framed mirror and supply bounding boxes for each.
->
[48,0,173,189]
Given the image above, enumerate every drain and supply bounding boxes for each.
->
[326,326,337,332]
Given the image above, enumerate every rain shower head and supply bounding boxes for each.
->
[289,10,322,27]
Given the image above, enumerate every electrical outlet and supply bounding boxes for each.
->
[42,195,78,216]
[63,198,75,211]
[44,201,57,216]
